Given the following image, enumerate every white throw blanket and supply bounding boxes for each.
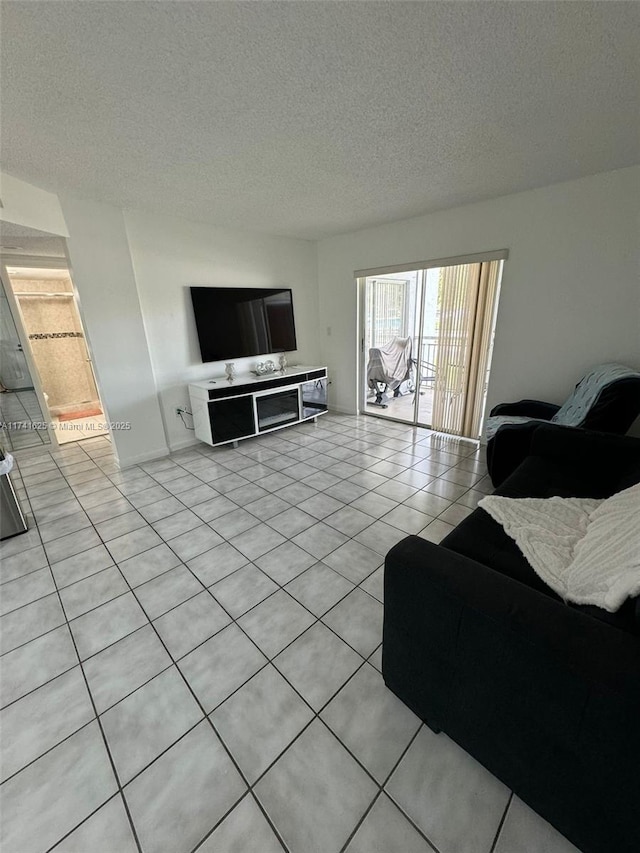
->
[479,482,640,611]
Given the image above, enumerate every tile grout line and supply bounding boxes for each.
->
[1,533,380,673]
[13,492,146,853]
[24,448,254,852]
[1,715,95,787]
[489,791,513,853]
[79,500,389,849]
[95,523,296,853]
[337,723,444,853]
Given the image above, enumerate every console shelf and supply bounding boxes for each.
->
[188,366,328,447]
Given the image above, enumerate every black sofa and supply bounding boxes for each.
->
[383,424,640,853]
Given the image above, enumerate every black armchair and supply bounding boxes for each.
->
[486,364,640,486]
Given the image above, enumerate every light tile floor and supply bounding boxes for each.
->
[0,389,51,451]
[52,414,110,445]
[364,387,433,425]
[0,389,109,450]
[0,413,581,853]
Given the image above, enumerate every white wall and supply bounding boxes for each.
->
[59,196,169,466]
[123,209,319,451]
[317,166,640,421]
[0,172,69,237]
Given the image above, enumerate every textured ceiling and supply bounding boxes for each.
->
[1,1,638,240]
[0,224,66,257]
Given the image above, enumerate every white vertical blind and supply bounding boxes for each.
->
[431,263,480,435]
[464,260,503,438]
[431,259,503,438]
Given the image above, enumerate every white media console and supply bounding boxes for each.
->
[188,366,328,447]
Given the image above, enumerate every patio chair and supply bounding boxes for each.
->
[367,337,413,407]
[410,355,436,395]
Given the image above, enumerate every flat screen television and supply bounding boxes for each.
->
[190,286,297,363]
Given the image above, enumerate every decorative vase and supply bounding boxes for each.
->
[279,353,287,372]
[225,362,236,382]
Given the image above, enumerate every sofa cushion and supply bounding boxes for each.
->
[441,508,556,598]
[497,455,612,500]
[479,483,640,613]
[441,456,640,634]
[441,452,605,593]
[442,509,640,634]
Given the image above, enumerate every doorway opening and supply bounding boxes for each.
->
[359,253,505,439]
[3,264,109,446]
[0,273,52,451]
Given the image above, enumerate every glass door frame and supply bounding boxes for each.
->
[357,249,508,438]
[357,271,432,429]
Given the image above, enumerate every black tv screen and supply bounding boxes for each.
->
[190,286,297,363]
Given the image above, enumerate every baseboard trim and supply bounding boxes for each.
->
[168,437,201,453]
[115,445,171,469]
[328,405,358,416]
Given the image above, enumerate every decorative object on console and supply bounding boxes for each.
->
[279,352,287,372]
[224,362,236,381]
[254,360,277,376]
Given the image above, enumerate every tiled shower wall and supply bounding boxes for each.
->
[13,277,100,415]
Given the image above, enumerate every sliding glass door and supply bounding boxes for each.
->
[359,254,505,438]
[362,271,421,424]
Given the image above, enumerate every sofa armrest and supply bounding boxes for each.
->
[384,536,640,695]
[486,421,541,487]
[489,422,640,489]
[490,399,560,419]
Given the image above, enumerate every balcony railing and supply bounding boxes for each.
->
[411,336,437,386]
